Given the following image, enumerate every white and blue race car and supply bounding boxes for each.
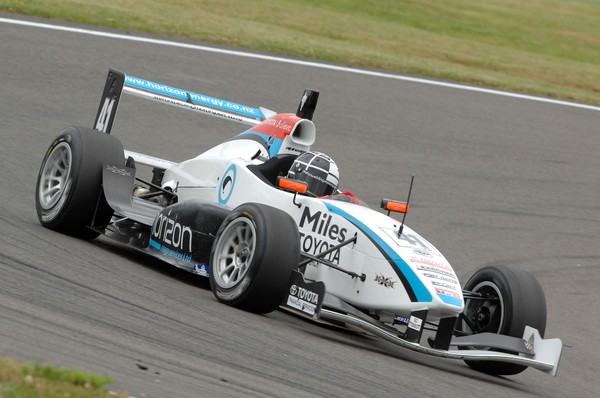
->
[35,69,563,377]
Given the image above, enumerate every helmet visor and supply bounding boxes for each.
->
[294,170,336,197]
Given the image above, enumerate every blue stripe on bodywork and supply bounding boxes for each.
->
[125,75,265,120]
[149,239,161,249]
[324,202,433,302]
[236,131,283,157]
[437,294,463,307]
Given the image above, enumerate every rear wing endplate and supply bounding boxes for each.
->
[93,69,270,134]
[94,70,125,133]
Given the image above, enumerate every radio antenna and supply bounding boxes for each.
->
[398,173,415,238]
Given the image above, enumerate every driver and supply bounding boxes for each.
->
[287,151,339,197]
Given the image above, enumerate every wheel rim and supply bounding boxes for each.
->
[463,281,504,334]
[213,217,256,289]
[38,142,72,210]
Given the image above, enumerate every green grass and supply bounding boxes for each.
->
[1,1,599,104]
[0,357,126,398]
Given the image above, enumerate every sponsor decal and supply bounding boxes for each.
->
[251,114,302,142]
[393,315,410,325]
[408,316,423,331]
[431,280,459,292]
[105,164,132,177]
[287,283,320,316]
[218,164,237,205]
[194,264,209,276]
[412,255,462,305]
[299,206,347,241]
[421,272,458,284]
[286,296,317,316]
[415,265,457,279]
[299,233,341,264]
[152,95,245,122]
[284,146,304,153]
[410,257,453,271]
[298,206,348,264]
[125,76,263,119]
[262,117,293,132]
[149,239,192,262]
[152,212,192,252]
[289,284,319,304]
[374,273,396,288]
[413,249,432,258]
[284,271,325,317]
[435,288,461,298]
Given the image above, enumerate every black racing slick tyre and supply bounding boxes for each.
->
[459,264,547,375]
[209,203,300,314]
[35,126,124,239]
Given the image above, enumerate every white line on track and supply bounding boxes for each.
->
[2,16,599,112]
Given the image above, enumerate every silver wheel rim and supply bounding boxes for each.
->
[463,281,505,335]
[213,218,256,289]
[38,142,72,210]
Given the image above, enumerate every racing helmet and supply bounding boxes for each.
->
[287,151,339,196]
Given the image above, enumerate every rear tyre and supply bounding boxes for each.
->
[35,126,124,239]
[210,203,300,314]
[459,264,547,375]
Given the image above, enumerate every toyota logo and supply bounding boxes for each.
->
[290,284,298,295]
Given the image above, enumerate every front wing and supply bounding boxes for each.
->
[281,275,562,376]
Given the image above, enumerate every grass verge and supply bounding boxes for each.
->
[0,1,598,104]
[0,357,127,398]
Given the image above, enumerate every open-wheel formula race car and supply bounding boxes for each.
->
[35,69,563,377]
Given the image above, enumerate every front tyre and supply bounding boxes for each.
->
[459,264,547,375]
[210,203,300,314]
[35,126,124,239]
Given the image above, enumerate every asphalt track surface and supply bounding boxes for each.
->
[1,14,599,398]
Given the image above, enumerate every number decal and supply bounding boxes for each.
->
[95,97,115,133]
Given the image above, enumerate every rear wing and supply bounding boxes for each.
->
[93,69,319,134]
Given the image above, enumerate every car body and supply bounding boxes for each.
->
[35,69,563,377]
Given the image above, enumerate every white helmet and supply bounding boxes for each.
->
[287,151,339,196]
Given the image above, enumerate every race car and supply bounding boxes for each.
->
[35,69,563,377]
